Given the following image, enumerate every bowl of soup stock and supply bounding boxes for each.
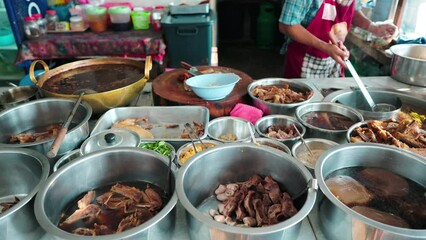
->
[295,102,364,144]
[315,143,426,240]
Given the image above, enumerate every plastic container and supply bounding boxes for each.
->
[86,6,107,32]
[256,3,276,49]
[32,13,47,35]
[108,6,131,31]
[45,10,59,31]
[23,16,41,39]
[152,5,164,31]
[161,10,214,67]
[70,15,85,31]
[131,10,150,30]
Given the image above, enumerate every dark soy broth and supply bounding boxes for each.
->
[59,181,167,234]
[326,167,426,229]
[302,111,356,130]
[44,65,143,94]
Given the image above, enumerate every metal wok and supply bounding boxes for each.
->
[29,57,150,114]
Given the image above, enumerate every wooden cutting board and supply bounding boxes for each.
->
[152,66,253,118]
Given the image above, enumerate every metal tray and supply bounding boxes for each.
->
[91,106,209,148]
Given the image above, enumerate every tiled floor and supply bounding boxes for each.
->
[218,40,285,80]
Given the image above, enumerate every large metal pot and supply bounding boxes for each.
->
[35,147,177,240]
[29,57,149,114]
[177,143,317,240]
[315,143,426,240]
[0,148,50,240]
[390,44,426,87]
[0,98,92,163]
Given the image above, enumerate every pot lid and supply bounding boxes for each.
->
[85,7,107,15]
[81,128,140,155]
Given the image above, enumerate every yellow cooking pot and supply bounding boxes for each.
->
[30,57,151,114]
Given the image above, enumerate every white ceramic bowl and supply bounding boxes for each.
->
[185,73,240,100]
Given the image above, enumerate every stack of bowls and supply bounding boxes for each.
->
[247,78,314,115]
[295,102,363,144]
[255,115,306,148]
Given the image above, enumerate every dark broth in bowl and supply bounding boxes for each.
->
[326,167,426,229]
[302,111,356,130]
[58,181,168,236]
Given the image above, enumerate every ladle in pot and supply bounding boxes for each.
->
[46,89,97,158]
[345,59,396,112]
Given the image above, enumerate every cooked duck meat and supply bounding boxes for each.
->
[351,206,411,228]
[9,124,62,144]
[251,84,313,104]
[266,125,298,139]
[211,175,298,227]
[325,175,373,207]
[180,121,204,138]
[116,213,140,232]
[280,192,298,218]
[78,191,95,209]
[59,183,166,236]
[350,119,426,154]
[358,168,409,198]
[111,184,145,202]
[0,196,20,213]
[264,176,281,204]
[60,204,101,226]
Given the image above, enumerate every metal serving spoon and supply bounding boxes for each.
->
[345,59,396,112]
[184,123,207,149]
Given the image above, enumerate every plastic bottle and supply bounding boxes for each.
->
[152,6,164,31]
[45,10,59,31]
[256,3,276,49]
[23,16,41,39]
[32,13,47,35]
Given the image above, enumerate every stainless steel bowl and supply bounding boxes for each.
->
[0,98,92,162]
[255,115,306,148]
[323,88,403,120]
[177,143,317,240]
[0,148,50,240]
[291,138,339,174]
[295,102,364,144]
[176,139,222,167]
[52,149,81,172]
[247,78,314,115]
[207,117,254,143]
[254,137,291,154]
[0,85,39,109]
[35,147,177,240]
[390,44,426,87]
[315,143,426,240]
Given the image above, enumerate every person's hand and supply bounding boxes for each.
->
[323,41,350,67]
[368,21,398,39]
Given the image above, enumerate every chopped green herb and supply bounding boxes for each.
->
[139,141,173,158]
